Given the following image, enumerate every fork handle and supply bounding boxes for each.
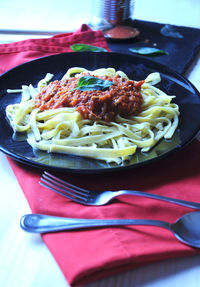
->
[115,190,200,209]
[20,214,171,233]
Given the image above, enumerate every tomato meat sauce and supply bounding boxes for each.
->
[35,74,144,122]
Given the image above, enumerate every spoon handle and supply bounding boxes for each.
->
[20,214,171,233]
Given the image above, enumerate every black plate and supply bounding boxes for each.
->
[0,52,200,173]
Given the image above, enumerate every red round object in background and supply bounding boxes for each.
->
[104,25,140,40]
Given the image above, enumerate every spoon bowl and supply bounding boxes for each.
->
[21,211,200,248]
[172,211,200,247]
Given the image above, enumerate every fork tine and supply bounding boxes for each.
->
[43,171,90,195]
[40,176,88,200]
[40,172,90,203]
[39,180,86,204]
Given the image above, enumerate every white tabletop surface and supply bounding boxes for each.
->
[0,1,200,286]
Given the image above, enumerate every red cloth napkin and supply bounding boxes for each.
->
[1,25,200,287]
[0,24,110,74]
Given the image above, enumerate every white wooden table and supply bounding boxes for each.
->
[0,1,200,286]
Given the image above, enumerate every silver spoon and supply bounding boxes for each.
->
[20,211,200,248]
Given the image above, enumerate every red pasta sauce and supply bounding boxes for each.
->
[35,74,144,122]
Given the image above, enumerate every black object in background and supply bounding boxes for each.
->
[108,20,200,75]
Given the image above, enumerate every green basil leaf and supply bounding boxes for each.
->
[160,24,184,38]
[73,76,114,91]
[129,47,168,56]
[70,43,107,52]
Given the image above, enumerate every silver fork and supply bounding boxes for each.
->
[39,171,200,209]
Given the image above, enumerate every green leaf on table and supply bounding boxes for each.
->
[70,43,107,52]
[71,76,114,91]
[129,47,168,56]
[160,24,184,38]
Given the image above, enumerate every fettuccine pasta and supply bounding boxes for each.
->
[6,67,179,164]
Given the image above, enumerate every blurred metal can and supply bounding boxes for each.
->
[89,0,135,30]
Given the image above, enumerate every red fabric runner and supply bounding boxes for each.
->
[1,25,200,286]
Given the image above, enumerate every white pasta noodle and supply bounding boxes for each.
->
[6,68,179,164]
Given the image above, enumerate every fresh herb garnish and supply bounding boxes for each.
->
[70,43,107,52]
[129,47,168,56]
[71,76,114,91]
[160,24,184,38]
